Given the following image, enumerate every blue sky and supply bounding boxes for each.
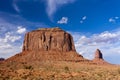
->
[0,0,120,64]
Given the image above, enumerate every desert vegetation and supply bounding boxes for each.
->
[0,61,120,80]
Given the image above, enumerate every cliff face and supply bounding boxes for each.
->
[22,27,76,52]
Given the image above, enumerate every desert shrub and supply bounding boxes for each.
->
[64,66,70,73]
[6,64,10,67]
[24,65,33,70]
[21,75,28,79]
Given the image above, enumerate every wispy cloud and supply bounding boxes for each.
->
[57,17,68,24]
[12,0,76,21]
[12,2,20,13]
[80,16,87,23]
[45,0,76,20]
[109,18,115,23]
[109,16,119,23]
[70,29,120,64]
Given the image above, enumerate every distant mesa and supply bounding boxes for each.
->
[0,58,5,61]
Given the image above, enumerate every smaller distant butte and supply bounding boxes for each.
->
[92,49,111,65]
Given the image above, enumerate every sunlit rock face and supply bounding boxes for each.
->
[22,27,76,52]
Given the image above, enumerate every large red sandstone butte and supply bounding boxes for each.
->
[6,27,85,63]
[23,27,76,52]
[5,27,111,65]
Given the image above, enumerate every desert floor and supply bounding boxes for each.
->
[0,61,120,80]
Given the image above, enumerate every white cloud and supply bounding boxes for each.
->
[115,16,119,19]
[17,26,26,34]
[0,43,22,58]
[0,33,21,58]
[80,21,83,24]
[80,16,87,24]
[109,16,119,23]
[46,0,76,20]
[57,17,68,24]
[82,16,87,20]
[70,29,120,64]
[5,32,21,42]
[109,18,115,23]
[0,17,23,58]
[0,31,22,58]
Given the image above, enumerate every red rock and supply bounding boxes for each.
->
[22,27,76,52]
[94,49,103,60]
[6,27,84,63]
[5,28,111,65]
[93,49,111,65]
